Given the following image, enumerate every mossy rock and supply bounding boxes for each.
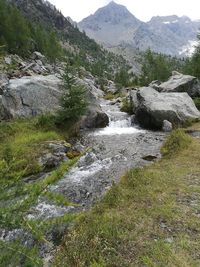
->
[67,150,81,159]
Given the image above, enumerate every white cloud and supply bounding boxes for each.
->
[48,0,200,22]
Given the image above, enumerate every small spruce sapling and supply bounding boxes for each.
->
[57,64,88,124]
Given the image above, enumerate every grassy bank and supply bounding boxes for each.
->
[0,118,80,266]
[53,129,200,267]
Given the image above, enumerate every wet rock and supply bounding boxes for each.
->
[110,97,122,105]
[72,142,85,153]
[80,108,109,129]
[135,87,200,130]
[39,152,68,170]
[47,141,71,153]
[142,155,158,161]
[162,120,173,132]
[77,152,98,167]
[27,202,75,220]
[38,141,70,170]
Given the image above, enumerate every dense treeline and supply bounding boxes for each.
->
[184,35,200,79]
[0,0,62,61]
[0,0,129,80]
[139,49,184,85]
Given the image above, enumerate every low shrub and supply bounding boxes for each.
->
[35,113,56,130]
[161,129,192,157]
[104,92,115,100]
[120,97,134,115]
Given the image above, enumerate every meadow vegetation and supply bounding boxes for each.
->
[0,117,79,266]
[53,128,200,267]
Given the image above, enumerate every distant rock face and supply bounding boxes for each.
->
[79,1,141,46]
[156,72,200,97]
[79,2,200,56]
[135,87,200,130]
[9,0,70,31]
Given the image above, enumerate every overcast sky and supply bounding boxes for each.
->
[49,0,200,22]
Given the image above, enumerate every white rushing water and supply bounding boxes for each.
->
[94,101,144,136]
[28,100,149,220]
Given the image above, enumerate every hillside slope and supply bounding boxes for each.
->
[5,0,129,78]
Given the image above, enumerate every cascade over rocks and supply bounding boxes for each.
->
[135,87,200,130]
[155,71,200,97]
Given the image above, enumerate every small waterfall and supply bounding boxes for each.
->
[94,100,144,136]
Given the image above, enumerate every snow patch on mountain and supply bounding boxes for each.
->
[179,40,198,57]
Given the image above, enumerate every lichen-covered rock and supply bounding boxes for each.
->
[157,71,200,97]
[0,75,62,119]
[135,87,200,130]
[0,73,109,129]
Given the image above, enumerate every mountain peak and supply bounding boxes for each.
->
[107,1,117,5]
[79,0,141,29]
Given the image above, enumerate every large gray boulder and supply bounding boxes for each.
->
[78,78,109,128]
[157,71,200,97]
[0,74,109,129]
[1,75,62,119]
[135,87,200,130]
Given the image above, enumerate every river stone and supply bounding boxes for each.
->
[39,152,68,170]
[47,141,71,153]
[77,152,98,167]
[162,120,173,132]
[157,71,200,97]
[135,87,200,130]
[80,109,109,128]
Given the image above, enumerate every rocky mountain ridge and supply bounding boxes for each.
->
[79,1,200,56]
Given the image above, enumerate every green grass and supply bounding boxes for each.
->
[53,129,200,267]
[161,129,192,157]
[104,92,126,101]
[0,117,80,266]
[0,119,61,176]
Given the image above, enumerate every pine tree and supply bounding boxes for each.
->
[56,64,88,124]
